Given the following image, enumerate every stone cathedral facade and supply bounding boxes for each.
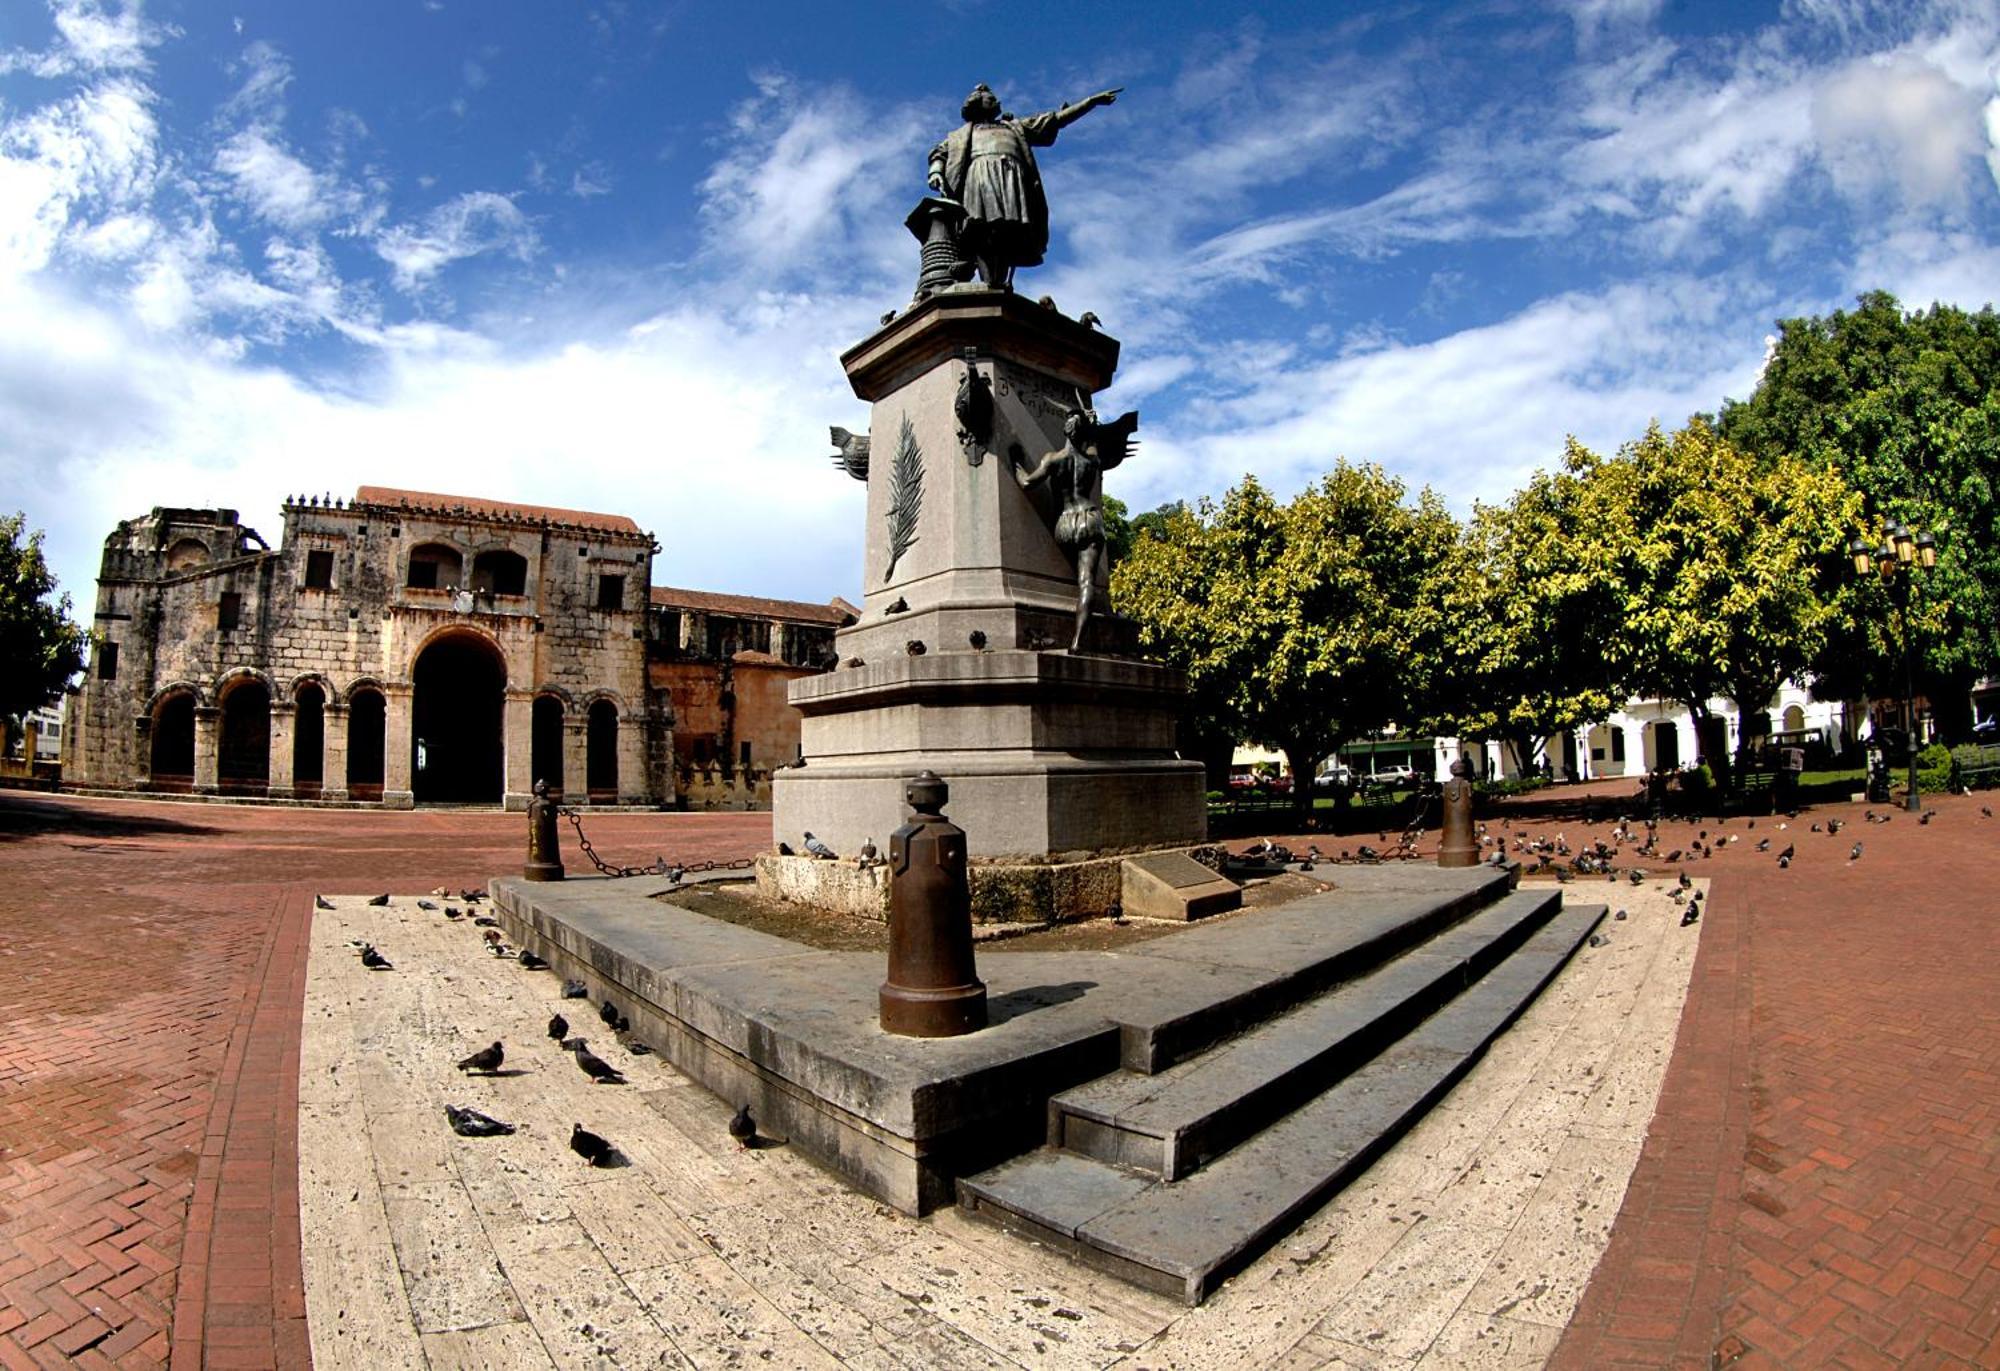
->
[67,487,667,809]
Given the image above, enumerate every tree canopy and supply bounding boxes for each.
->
[1113,465,1456,814]
[0,513,89,723]
[1720,292,2000,713]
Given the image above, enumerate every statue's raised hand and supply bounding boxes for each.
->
[1092,88,1123,108]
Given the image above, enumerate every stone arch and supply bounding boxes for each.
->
[144,680,208,715]
[406,540,465,590]
[1782,704,1806,733]
[217,673,271,792]
[164,537,210,572]
[149,687,199,789]
[532,693,566,797]
[411,629,507,804]
[470,547,528,597]
[346,686,387,797]
[587,697,620,800]
[287,671,336,703]
[215,666,277,703]
[293,679,327,792]
[343,675,390,705]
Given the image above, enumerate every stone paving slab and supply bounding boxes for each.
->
[300,874,1697,1367]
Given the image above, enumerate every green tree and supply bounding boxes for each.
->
[1591,420,1860,781]
[1720,292,2000,735]
[0,513,89,725]
[1113,466,1458,821]
[1431,449,1624,776]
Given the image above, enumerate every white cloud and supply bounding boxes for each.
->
[215,127,331,228]
[1814,52,1987,209]
[1,0,169,77]
[374,190,537,288]
[0,78,158,277]
[697,73,925,286]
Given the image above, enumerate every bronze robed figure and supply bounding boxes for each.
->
[927,82,1120,290]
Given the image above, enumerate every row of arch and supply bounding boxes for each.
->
[146,631,623,804]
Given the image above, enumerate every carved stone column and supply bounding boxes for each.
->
[131,714,152,788]
[617,707,647,807]
[192,705,220,794]
[382,685,415,809]
[268,702,296,799]
[562,719,588,806]
[321,702,348,801]
[502,689,534,812]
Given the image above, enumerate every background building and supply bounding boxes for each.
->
[648,586,856,810]
[67,488,665,808]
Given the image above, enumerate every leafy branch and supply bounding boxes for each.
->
[883,413,923,582]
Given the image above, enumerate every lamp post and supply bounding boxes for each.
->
[1848,523,1938,812]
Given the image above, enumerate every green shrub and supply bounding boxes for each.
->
[1678,763,1714,796]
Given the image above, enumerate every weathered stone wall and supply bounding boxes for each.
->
[69,496,670,808]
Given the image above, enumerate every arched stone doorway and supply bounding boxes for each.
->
[532,695,565,796]
[218,679,271,793]
[151,693,196,791]
[294,683,325,796]
[347,689,386,800]
[413,634,506,804]
[587,698,618,802]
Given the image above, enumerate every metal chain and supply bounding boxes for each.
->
[557,806,755,879]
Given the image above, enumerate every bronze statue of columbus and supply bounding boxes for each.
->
[928,83,1120,290]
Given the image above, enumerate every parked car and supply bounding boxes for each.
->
[1314,764,1355,791]
[1359,765,1418,792]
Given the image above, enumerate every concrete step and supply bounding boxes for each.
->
[1109,865,1515,1073]
[958,901,1606,1305]
[1050,887,1563,1180]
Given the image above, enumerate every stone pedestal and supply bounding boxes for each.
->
[772,289,1204,862]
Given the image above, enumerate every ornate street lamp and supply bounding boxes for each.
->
[1849,524,1940,811]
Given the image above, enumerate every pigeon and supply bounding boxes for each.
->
[1629,868,1645,885]
[1681,906,1700,927]
[574,1042,625,1085]
[1811,822,1822,833]
[548,1012,569,1042]
[570,1123,614,1166]
[1678,870,1692,890]
[1079,310,1101,329]
[417,900,438,911]
[1850,841,1863,861]
[456,1041,504,1074]
[359,944,393,970]
[777,841,795,856]
[518,949,548,971]
[483,929,504,948]
[314,895,335,911]
[625,1041,651,1056]
[1614,909,1628,921]
[473,915,498,927]
[444,1105,515,1138]
[460,889,484,903]
[1588,933,1608,948]
[1756,838,1771,852]
[728,1104,756,1149]
[443,906,463,920]
[884,596,908,614]
[803,832,836,860]
[857,837,879,868]
[599,1000,621,1027]
[1919,810,1934,826]
[905,639,926,657]
[366,894,390,907]
[561,979,588,999]
[1826,819,1843,835]
[842,658,864,670]
[1983,807,1993,818]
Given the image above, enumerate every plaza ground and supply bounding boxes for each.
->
[0,787,1996,1367]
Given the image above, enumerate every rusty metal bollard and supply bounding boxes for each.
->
[1438,758,1479,868]
[524,778,564,882]
[879,771,987,1037]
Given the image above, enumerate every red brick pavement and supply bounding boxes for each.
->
[0,793,766,1369]
[1539,790,2000,1370]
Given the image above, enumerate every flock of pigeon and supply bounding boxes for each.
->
[329,887,760,1171]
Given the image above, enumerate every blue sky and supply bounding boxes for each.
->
[3,0,1997,613]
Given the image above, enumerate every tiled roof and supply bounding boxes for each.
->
[352,486,644,536]
[649,585,856,626]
